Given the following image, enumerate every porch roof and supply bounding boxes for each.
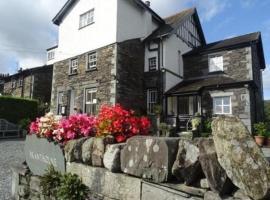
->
[165,76,251,95]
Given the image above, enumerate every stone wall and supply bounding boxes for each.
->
[51,44,116,114]
[116,39,146,113]
[184,47,253,81]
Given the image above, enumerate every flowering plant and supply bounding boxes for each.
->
[96,104,151,143]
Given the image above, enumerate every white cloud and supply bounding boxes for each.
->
[0,0,66,73]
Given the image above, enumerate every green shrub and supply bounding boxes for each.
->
[202,118,212,133]
[40,165,61,198]
[57,173,89,200]
[0,96,38,123]
[254,122,268,136]
[18,118,31,130]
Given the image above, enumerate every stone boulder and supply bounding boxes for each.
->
[198,138,234,194]
[82,137,95,165]
[121,136,179,183]
[91,137,115,167]
[103,143,126,172]
[212,116,270,200]
[172,139,204,185]
[64,138,87,162]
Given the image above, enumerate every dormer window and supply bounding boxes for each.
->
[209,55,223,72]
[47,51,55,61]
[79,9,94,29]
[149,57,157,71]
[69,58,78,75]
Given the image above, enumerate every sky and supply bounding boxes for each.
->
[0,0,269,99]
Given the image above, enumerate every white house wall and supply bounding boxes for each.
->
[55,0,118,62]
[117,0,159,42]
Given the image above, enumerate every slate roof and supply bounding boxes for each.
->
[166,76,252,95]
[145,8,206,44]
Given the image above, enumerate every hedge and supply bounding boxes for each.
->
[0,96,38,124]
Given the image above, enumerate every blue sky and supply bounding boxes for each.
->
[0,0,269,99]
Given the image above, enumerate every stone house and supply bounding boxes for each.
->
[48,0,265,131]
[3,65,53,103]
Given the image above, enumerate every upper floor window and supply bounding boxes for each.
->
[149,57,157,71]
[147,88,157,114]
[18,79,23,87]
[213,96,231,115]
[209,55,223,72]
[11,81,16,89]
[47,51,55,61]
[79,9,94,29]
[70,58,78,75]
[87,52,97,70]
[84,88,97,115]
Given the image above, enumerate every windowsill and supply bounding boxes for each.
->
[208,71,224,75]
[86,67,97,72]
[148,69,158,72]
[79,22,95,30]
[68,73,78,77]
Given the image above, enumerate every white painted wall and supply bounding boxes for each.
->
[163,34,191,91]
[116,0,159,42]
[55,0,118,62]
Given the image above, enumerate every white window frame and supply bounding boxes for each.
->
[69,58,78,75]
[84,88,97,115]
[79,9,94,29]
[18,79,23,87]
[209,55,224,72]
[213,96,232,115]
[87,52,97,70]
[11,81,16,89]
[47,51,55,61]
[149,57,157,71]
[147,89,158,114]
[57,92,64,115]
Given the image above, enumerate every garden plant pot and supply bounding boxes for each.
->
[254,136,265,147]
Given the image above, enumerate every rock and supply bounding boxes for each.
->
[200,178,209,189]
[103,143,126,172]
[233,190,252,200]
[82,137,94,165]
[92,137,114,167]
[64,138,87,162]
[121,136,179,183]
[212,116,270,200]
[204,191,222,200]
[198,138,235,195]
[29,176,41,192]
[172,139,204,185]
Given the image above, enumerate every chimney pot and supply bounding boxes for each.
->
[145,1,150,7]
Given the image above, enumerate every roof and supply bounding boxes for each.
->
[145,8,206,44]
[166,76,251,95]
[53,0,164,25]
[47,45,58,51]
[4,65,53,81]
[183,32,266,69]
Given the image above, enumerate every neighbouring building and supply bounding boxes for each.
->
[3,65,53,103]
[48,0,266,131]
[0,74,9,95]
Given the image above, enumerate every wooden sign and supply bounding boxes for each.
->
[24,134,66,176]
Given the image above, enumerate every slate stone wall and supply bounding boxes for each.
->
[51,44,116,115]
[116,39,146,113]
[184,47,253,81]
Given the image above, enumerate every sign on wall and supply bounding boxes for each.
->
[24,134,66,176]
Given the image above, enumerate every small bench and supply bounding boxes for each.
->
[0,119,20,138]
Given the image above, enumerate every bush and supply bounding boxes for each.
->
[0,96,38,124]
[254,122,268,136]
[18,118,31,130]
[40,165,61,198]
[57,173,89,200]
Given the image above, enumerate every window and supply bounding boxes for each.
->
[213,96,231,115]
[11,81,16,89]
[47,51,55,61]
[149,57,157,71]
[147,89,157,114]
[87,52,97,70]
[57,92,64,115]
[19,79,23,87]
[70,58,78,75]
[85,88,97,115]
[209,55,223,72]
[79,9,94,29]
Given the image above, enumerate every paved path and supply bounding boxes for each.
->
[0,139,25,200]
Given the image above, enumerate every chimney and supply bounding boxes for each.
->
[145,1,150,7]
